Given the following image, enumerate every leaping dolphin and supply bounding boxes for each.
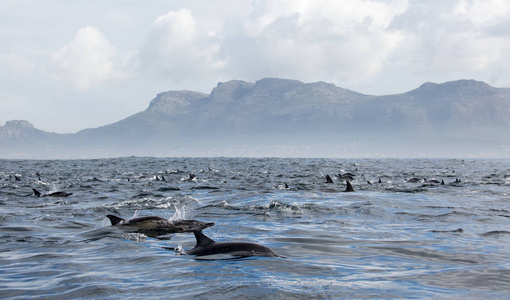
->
[106,214,179,231]
[187,230,280,258]
[106,214,214,233]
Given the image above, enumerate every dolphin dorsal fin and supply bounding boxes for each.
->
[32,188,41,197]
[193,230,215,246]
[344,180,355,192]
[325,175,334,183]
[106,214,125,226]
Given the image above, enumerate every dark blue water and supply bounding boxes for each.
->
[1,157,509,299]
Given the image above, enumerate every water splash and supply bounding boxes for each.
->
[169,195,201,221]
[94,216,112,229]
[130,209,140,219]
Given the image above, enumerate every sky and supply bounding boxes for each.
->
[1,0,510,133]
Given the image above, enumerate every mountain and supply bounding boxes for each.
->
[1,78,509,158]
[0,120,73,158]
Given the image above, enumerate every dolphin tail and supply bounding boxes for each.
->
[32,188,42,197]
[344,180,355,192]
[106,214,125,226]
[193,230,215,247]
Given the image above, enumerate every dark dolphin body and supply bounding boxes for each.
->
[424,178,444,185]
[338,173,355,181]
[187,230,280,258]
[406,177,421,183]
[106,214,214,236]
[106,214,179,235]
[172,219,215,232]
[33,188,73,197]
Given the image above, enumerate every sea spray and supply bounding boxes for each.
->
[167,195,201,221]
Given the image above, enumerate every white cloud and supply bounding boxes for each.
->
[153,9,197,44]
[50,26,121,90]
[453,0,510,26]
[221,0,408,83]
[137,9,225,81]
[389,0,510,81]
[133,1,410,87]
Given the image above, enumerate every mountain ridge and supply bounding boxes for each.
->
[1,78,509,158]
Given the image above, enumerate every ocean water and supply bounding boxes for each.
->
[0,157,509,299]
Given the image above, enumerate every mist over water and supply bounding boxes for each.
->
[1,157,509,298]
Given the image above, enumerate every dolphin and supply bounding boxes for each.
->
[452,178,462,184]
[406,177,421,183]
[10,174,21,181]
[32,188,73,197]
[431,228,464,233]
[105,214,181,238]
[275,182,289,189]
[187,230,280,258]
[338,173,354,181]
[341,172,356,177]
[106,214,179,231]
[424,178,441,184]
[172,219,215,232]
[344,180,355,192]
[325,175,334,183]
[106,214,214,233]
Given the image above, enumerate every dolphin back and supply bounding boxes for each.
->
[188,230,279,258]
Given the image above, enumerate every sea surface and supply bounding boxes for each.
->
[1,157,509,299]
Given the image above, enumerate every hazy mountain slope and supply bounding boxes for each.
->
[1,78,509,158]
[72,91,209,147]
[0,120,71,158]
[355,80,510,141]
[186,78,371,136]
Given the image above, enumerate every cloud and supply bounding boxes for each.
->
[50,26,121,90]
[389,1,510,77]
[453,0,510,26]
[134,1,409,86]
[217,0,408,83]
[44,0,510,95]
[137,9,225,81]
